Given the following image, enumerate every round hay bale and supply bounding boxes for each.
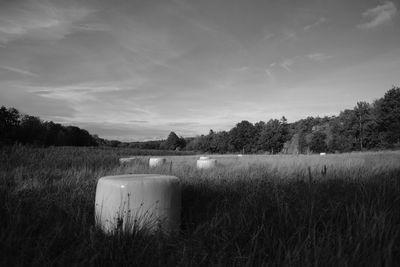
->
[199,156,210,160]
[237,154,243,157]
[95,174,181,234]
[119,157,136,164]
[196,158,217,170]
[319,152,326,156]
[149,157,166,167]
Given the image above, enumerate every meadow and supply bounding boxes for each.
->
[1,146,400,266]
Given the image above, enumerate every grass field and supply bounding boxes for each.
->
[1,146,400,266]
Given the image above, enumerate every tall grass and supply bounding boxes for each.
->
[0,146,400,266]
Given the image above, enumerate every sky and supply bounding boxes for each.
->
[0,0,399,141]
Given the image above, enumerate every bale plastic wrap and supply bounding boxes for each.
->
[149,157,167,167]
[196,158,217,170]
[119,157,136,164]
[95,174,181,234]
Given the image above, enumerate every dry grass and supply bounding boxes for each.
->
[1,146,400,266]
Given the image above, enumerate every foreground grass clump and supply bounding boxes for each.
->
[0,146,400,266]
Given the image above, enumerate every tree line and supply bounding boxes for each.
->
[0,108,98,147]
[1,86,399,153]
[157,86,400,153]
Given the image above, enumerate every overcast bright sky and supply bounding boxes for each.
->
[1,0,399,141]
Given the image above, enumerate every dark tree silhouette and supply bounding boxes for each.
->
[376,86,400,146]
[161,132,185,150]
[0,106,20,144]
[310,131,327,153]
[0,106,98,147]
[229,120,256,153]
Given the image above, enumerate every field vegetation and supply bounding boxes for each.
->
[1,146,400,266]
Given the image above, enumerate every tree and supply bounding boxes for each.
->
[109,140,121,147]
[185,135,206,151]
[330,110,358,152]
[309,131,327,153]
[19,115,45,145]
[0,106,20,144]
[44,121,63,146]
[354,101,376,150]
[253,121,266,151]
[177,136,186,150]
[161,132,184,150]
[209,131,230,153]
[292,116,319,153]
[280,116,289,145]
[229,121,256,153]
[375,86,400,146]
[257,117,289,154]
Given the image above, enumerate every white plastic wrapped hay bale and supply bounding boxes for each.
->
[237,154,243,157]
[320,152,326,156]
[199,156,210,160]
[119,157,136,164]
[149,157,166,167]
[196,157,217,170]
[95,174,181,234]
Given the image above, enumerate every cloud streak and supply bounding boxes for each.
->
[0,1,95,44]
[0,65,37,76]
[303,17,327,31]
[358,1,397,29]
[280,58,295,72]
[307,53,332,62]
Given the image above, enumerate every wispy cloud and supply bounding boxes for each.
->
[265,69,273,79]
[0,1,95,43]
[281,31,297,41]
[0,81,77,119]
[307,53,333,62]
[303,17,327,31]
[0,65,37,76]
[265,57,298,75]
[31,83,120,102]
[265,62,276,78]
[263,33,274,40]
[358,1,397,29]
[280,58,295,72]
